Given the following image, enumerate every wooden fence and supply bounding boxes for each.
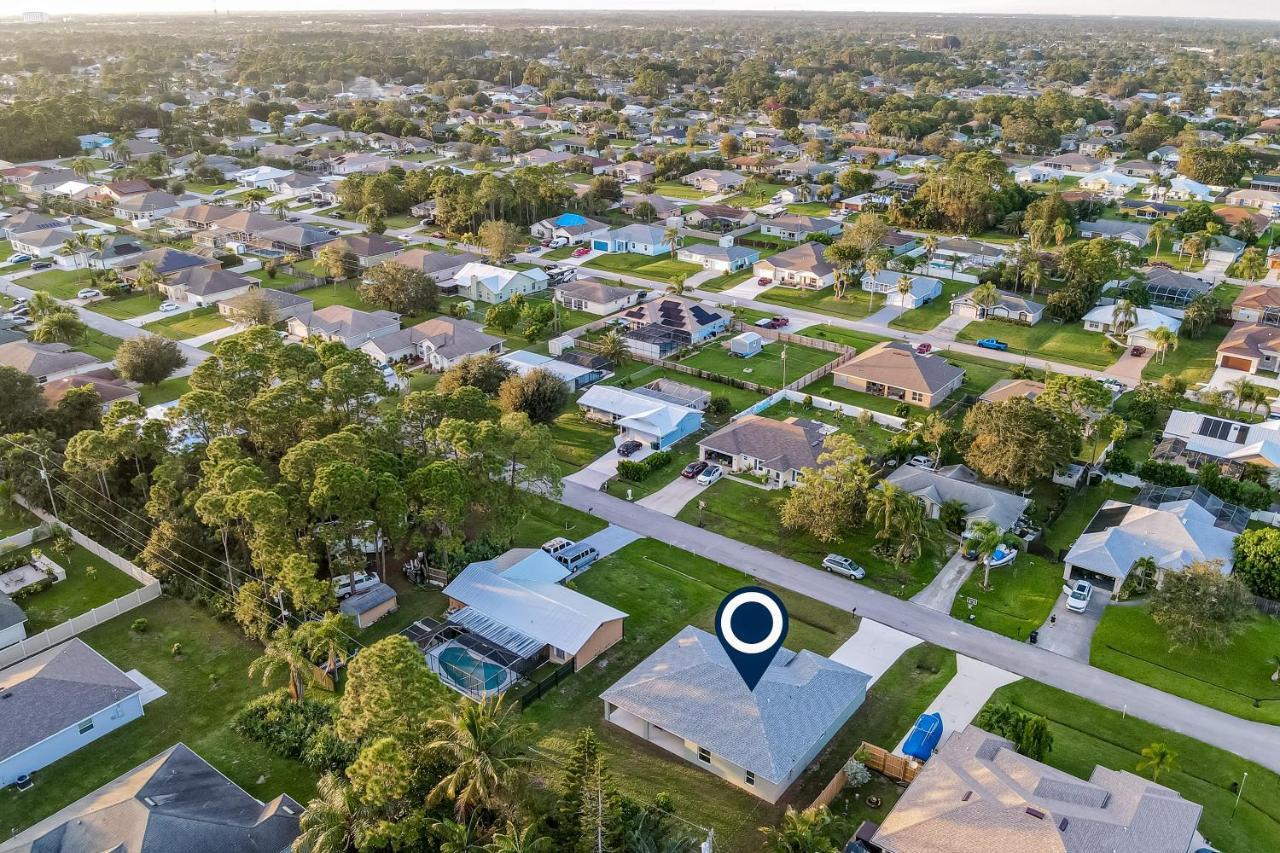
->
[810,768,849,810]
[857,741,922,784]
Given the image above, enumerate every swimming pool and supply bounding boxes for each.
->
[437,645,507,692]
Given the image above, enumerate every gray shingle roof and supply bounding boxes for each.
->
[699,415,826,474]
[0,639,142,761]
[5,743,302,852]
[601,626,868,784]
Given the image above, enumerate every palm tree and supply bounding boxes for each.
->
[248,628,319,702]
[295,774,369,853]
[1149,219,1170,259]
[1052,218,1072,247]
[921,234,938,268]
[759,806,834,853]
[24,290,62,320]
[1229,376,1257,413]
[1111,299,1138,339]
[269,198,289,220]
[1028,219,1051,251]
[895,274,915,307]
[970,282,999,318]
[864,253,883,312]
[663,224,680,258]
[596,329,629,367]
[968,519,1006,589]
[1148,325,1177,364]
[431,818,487,853]
[134,260,164,294]
[32,310,87,345]
[70,156,97,180]
[1136,743,1178,783]
[1023,259,1043,300]
[487,822,554,853]
[426,695,532,818]
[295,613,355,681]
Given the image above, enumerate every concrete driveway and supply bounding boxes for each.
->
[894,655,1019,755]
[829,619,922,687]
[577,524,641,559]
[636,473,706,516]
[1106,347,1152,384]
[911,549,974,613]
[564,444,651,490]
[1035,587,1110,662]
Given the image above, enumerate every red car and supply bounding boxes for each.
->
[916,343,932,354]
[1131,345,1146,357]
[681,460,708,479]
[772,316,789,328]
[572,246,592,258]
[757,276,773,285]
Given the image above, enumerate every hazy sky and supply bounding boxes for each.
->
[15,0,1280,21]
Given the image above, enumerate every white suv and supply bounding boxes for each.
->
[1064,580,1093,613]
[332,571,378,599]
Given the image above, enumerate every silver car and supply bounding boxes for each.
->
[822,554,866,579]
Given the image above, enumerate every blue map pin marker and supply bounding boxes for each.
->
[715,587,788,692]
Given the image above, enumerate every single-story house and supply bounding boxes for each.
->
[681,169,747,193]
[389,249,483,289]
[832,341,965,409]
[932,237,1006,268]
[676,242,760,273]
[158,267,257,307]
[1143,267,1214,307]
[881,231,919,256]
[530,212,609,245]
[613,160,656,183]
[1215,322,1280,374]
[619,296,729,357]
[452,262,549,305]
[41,370,140,411]
[8,227,73,259]
[443,549,627,672]
[286,305,401,348]
[753,242,836,289]
[334,233,403,268]
[870,725,1202,853]
[885,464,1029,533]
[500,350,606,391]
[339,582,399,629]
[601,625,870,804]
[112,191,186,227]
[1032,153,1104,176]
[1118,199,1185,220]
[861,269,943,309]
[699,415,827,486]
[759,214,842,242]
[979,378,1045,404]
[1231,285,1280,326]
[594,223,671,256]
[577,384,702,449]
[1082,304,1181,347]
[684,205,757,230]
[0,639,146,787]
[1078,170,1143,197]
[619,193,680,220]
[633,377,711,411]
[118,247,218,283]
[359,316,503,370]
[949,290,1044,324]
[3,743,303,853]
[554,279,640,315]
[1078,219,1152,247]
[1164,176,1218,203]
[1063,485,1243,592]
[1159,409,1280,471]
[234,165,293,189]
[0,340,99,383]
[218,288,314,327]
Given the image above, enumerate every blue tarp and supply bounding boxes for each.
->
[902,712,943,761]
[553,212,587,226]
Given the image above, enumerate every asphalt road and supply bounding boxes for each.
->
[560,481,1280,773]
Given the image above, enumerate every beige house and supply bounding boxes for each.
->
[1215,322,1280,373]
[1230,285,1280,325]
[698,415,827,486]
[554,279,640,315]
[949,290,1044,324]
[752,242,836,289]
[832,341,965,408]
[601,626,869,804]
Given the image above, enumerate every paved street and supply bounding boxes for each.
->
[560,481,1280,772]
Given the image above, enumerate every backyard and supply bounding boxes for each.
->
[652,180,712,200]
[0,598,320,834]
[674,478,948,598]
[584,252,702,284]
[985,679,1280,852]
[956,320,1119,370]
[546,406,619,475]
[523,537,859,852]
[1090,605,1280,725]
[606,363,767,414]
[676,337,840,391]
[759,397,897,456]
[4,539,143,634]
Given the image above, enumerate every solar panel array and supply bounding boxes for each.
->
[1196,417,1249,444]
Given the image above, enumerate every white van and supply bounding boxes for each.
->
[332,571,378,599]
[541,537,575,558]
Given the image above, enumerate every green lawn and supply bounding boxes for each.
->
[653,180,713,200]
[1041,481,1140,556]
[987,679,1280,852]
[760,398,896,456]
[88,291,162,320]
[609,434,705,501]
[510,497,608,546]
[138,374,191,407]
[1091,605,1280,725]
[801,374,910,416]
[786,202,837,216]
[677,339,839,391]
[606,363,767,414]
[522,538,859,852]
[547,408,619,475]
[941,350,1022,400]
[1141,324,1229,386]
[720,183,787,207]
[697,269,754,292]
[585,252,702,284]
[797,324,892,352]
[184,181,237,194]
[541,246,575,261]
[8,540,143,634]
[1213,283,1245,309]
[0,505,36,539]
[0,598,320,834]
[759,286,885,321]
[250,269,309,289]
[675,478,947,598]
[956,320,1119,370]
[888,279,971,333]
[77,329,124,362]
[142,306,232,341]
[19,267,95,299]
[949,553,1062,640]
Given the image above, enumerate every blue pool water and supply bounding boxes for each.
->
[438,646,506,691]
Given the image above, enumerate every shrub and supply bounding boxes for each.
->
[617,450,674,482]
[233,690,349,769]
[893,403,910,418]
[1103,451,1134,475]
[843,758,872,789]
[131,618,148,633]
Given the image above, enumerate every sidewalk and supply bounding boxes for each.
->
[829,619,922,687]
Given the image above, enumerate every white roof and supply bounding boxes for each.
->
[234,165,293,181]
[577,384,699,438]
[499,350,597,384]
[442,550,626,655]
[453,262,548,296]
[1082,305,1181,336]
[1082,170,1142,189]
[1163,410,1280,466]
[1064,499,1236,581]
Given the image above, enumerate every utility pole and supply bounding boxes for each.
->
[38,457,59,520]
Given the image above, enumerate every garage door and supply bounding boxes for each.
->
[1220,355,1253,371]
[593,240,609,251]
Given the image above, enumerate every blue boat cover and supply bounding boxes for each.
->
[902,712,943,761]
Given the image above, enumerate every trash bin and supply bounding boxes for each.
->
[1029,630,1039,645]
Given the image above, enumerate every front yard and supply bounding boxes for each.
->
[18,267,96,300]
[797,324,891,352]
[956,319,1119,370]
[674,478,948,598]
[143,306,232,341]
[137,375,191,407]
[89,291,163,320]
[758,285,885,321]
[584,252,702,284]
[676,338,840,391]
[1090,605,1280,725]
[888,279,971,333]
[986,679,1280,852]
[949,553,1062,641]
[523,538,858,852]
[546,407,619,475]
[0,598,320,834]
[652,180,713,200]
[77,329,124,363]
[1140,323,1230,386]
